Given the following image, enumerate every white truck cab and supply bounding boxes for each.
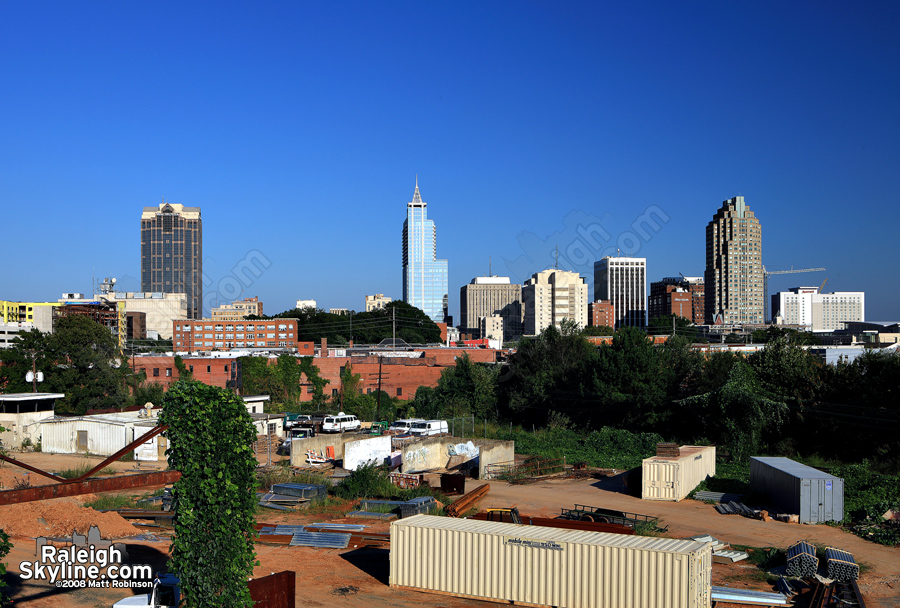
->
[113,573,180,607]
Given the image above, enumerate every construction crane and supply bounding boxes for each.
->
[763,266,826,322]
[819,278,829,293]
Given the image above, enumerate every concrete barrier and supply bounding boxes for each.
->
[344,435,392,471]
[400,436,515,475]
[476,440,515,479]
[289,432,360,466]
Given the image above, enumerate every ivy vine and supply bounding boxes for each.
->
[159,381,259,607]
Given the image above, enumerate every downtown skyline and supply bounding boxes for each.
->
[1,3,897,321]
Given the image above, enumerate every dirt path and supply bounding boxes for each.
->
[477,477,900,607]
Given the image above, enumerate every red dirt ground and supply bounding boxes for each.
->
[2,454,898,608]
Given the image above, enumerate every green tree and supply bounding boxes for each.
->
[174,355,193,381]
[4,316,129,413]
[678,362,788,460]
[0,525,11,604]
[500,323,599,426]
[593,327,667,429]
[433,353,500,420]
[581,325,614,337]
[0,328,52,394]
[159,381,258,608]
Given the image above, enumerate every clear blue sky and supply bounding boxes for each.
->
[2,2,898,321]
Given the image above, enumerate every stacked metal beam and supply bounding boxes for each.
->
[786,541,818,577]
[445,484,490,517]
[693,490,744,503]
[826,547,859,581]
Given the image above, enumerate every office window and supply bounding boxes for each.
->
[153,368,159,377]
[166,368,172,377]
[207,365,211,373]
[396,387,402,396]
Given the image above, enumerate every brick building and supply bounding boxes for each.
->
[172,318,305,350]
[588,300,615,328]
[131,343,498,401]
[649,277,704,324]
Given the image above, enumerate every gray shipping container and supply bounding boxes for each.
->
[390,515,711,608]
[750,457,843,523]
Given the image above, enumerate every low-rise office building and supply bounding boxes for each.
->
[173,318,306,350]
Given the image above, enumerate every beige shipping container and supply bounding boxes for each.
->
[642,445,716,502]
[390,515,711,608]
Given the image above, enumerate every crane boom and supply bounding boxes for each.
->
[762,266,826,322]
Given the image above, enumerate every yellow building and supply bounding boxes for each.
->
[0,301,59,333]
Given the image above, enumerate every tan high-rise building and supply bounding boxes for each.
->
[141,201,202,319]
[460,277,522,341]
[705,196,763,325]
[211,296,263,322]
[365,294,392,312]
[522,269,588,336]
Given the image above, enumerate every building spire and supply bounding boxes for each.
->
[412,175,423,205]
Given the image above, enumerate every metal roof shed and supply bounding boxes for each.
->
[750,457,843,523]
[390,515,711,608]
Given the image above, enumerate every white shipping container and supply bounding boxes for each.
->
[40,418,130,456]
[642,446,716,502]
[390,515,711,608]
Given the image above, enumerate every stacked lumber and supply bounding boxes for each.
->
[786,541,818,577]
[826,547,859,581]
[445,484,490,517]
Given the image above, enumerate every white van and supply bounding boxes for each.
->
[389,418,426,434]
[409,420,449,436]
[322,413,361,433]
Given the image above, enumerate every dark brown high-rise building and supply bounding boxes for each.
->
[141,202,202,319]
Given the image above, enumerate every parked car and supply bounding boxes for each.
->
[389,418,426,434]
[321,412,361,433]
[409,420,449,436]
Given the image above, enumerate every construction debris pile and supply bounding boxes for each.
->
[0,496,138,538]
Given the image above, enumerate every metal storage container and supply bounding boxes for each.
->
[642,445,716,501]
[390,515,711,608]
[750,457,843,523]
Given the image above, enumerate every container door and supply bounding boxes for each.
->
[77,430,88,453]
[824,479,834,521]
[801,479,815,523]
[158,436,167,460]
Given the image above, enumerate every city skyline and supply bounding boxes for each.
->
[1,3,897,321]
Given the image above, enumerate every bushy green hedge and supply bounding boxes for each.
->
[493,426,664,470]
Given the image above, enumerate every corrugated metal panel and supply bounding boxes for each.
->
[642,446,716,502]
[750,457,843,523]
[40,418,130,456]
[390,515,711,608]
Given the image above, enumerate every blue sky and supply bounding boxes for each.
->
[2,2,898,321]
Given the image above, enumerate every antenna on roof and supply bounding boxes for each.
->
[555,246,559,269]
[489,256,492,276]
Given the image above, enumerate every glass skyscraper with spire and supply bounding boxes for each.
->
[402,180,448,323]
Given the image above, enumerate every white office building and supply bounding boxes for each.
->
[594,257,647,328]
[772,287,865,333]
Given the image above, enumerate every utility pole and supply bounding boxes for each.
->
[374,356,384,422]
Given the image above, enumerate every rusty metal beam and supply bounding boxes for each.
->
[0,454,67,482]
[0,470,181,505]
[72,425,168,481]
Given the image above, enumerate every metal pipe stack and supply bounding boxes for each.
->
[825,547,859,581]
[786,541,818,577]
